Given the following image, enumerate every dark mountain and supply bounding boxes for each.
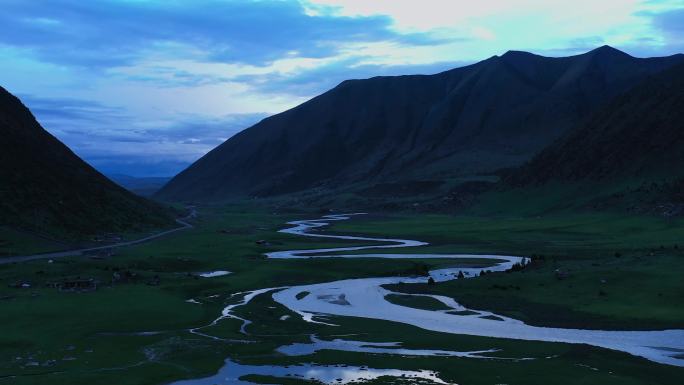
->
[0,87,174,237]
[108,174,171,197]
[157,46,684,202]
[508,62,684,184]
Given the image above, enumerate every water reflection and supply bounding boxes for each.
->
[168,359,452,385]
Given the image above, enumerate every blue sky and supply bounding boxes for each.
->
[1,0,683,177]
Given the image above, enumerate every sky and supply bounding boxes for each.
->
[1,0,683,177]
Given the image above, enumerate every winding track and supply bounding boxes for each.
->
[235,214,684,366]
[0,209,196,265]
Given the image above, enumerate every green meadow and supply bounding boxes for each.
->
[1,204,683,384]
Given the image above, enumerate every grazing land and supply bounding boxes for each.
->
[1,205,683,384]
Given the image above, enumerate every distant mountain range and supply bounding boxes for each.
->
[0,87,174,238]
[156,46,684,202]
[108,174,172,197]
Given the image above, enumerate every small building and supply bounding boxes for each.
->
[57,279,98,292]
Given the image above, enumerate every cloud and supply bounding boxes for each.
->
[0,0,441,69]
[234,56,472,96]
[649,7,684,35]
[532,36,607,57]
[19,93,267,176]
[19,94,130,124]
[629,6,684,55]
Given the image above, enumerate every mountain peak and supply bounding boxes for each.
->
[499,50,545,66]
[501,50,538,58]
[587,45,632,58]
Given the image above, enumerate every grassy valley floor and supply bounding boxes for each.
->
[1,205,683,384]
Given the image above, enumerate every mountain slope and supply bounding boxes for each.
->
[0,87,174,237]
[508,62,684,184]
[157,46,684,201]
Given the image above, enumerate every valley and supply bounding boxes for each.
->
[2,15,683,383]
[2,205,683,385]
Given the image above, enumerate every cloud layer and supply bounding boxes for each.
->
[1,0,441,69]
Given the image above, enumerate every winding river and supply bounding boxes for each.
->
[174,213,684,385]
[270,214,684,367]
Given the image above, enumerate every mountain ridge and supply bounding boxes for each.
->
[156,46,684,202]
